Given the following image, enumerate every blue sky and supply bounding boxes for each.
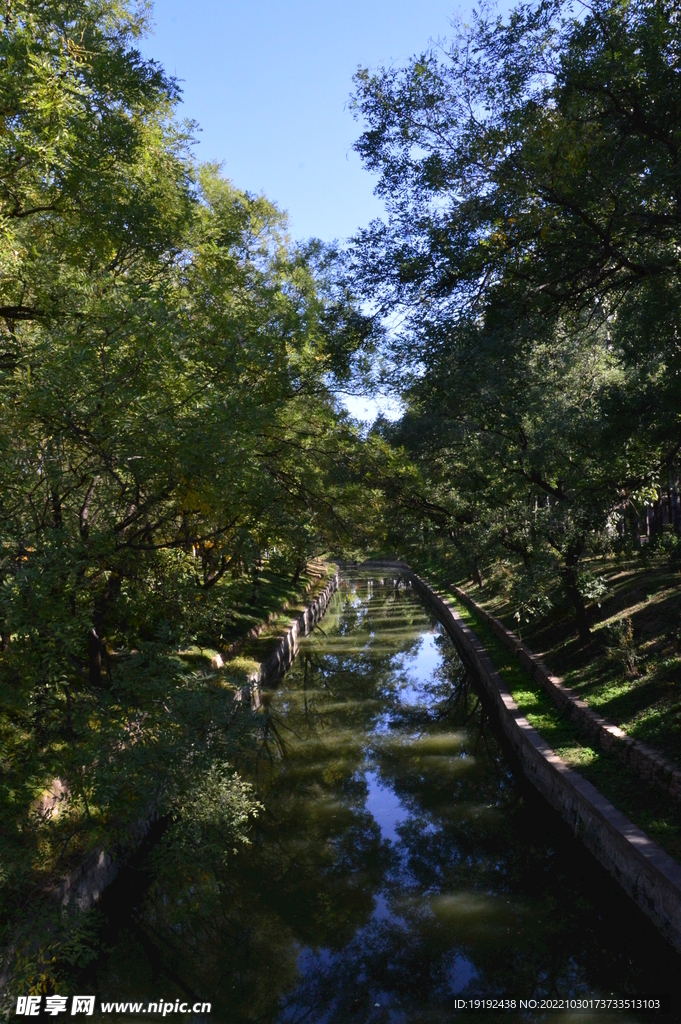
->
[139,1,503,420]
[139,0,483,244]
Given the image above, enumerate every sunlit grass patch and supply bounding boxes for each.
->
[556,743,598,768]
[224,654,260,681]
[587,680,638,706]
[511,688,541,708]
[440,589,681,865]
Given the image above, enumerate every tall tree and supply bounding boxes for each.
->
[0,1,375,981]
[351,0,681,636]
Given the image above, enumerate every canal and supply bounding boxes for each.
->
[74,573,679,1021]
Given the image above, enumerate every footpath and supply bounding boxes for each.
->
[450,585,681,803]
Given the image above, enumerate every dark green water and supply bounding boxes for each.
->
[78,576,679,1021]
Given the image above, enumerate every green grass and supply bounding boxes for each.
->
[178,559,337,689]
[453,554,681,767]
[220,560,335,679]
[421,568,681,863]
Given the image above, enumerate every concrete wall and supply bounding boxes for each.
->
[54,817,153,912]
[405,571,681,954]
[255,573,339,686]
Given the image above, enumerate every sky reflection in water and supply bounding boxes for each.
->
[267,577,679,1023]
[76,575,680,1023]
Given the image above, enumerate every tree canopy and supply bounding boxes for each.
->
[351,0,681,637]
[4,0,681,994]
[0,0,379,983]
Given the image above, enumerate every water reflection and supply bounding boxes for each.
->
[72,575,679,1022]
[364,771,410,844]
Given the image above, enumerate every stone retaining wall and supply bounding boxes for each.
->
[404,570,681,954]
[54,817,154,912]
[245,572,339,708]
[255,572,339,686]
[57,571,339,911]
[451,585,681,804]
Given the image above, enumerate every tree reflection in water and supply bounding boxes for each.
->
[70,576,679,1022]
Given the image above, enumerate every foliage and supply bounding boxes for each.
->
[0,0,376,988]
[603,616,638,672]
[351,0,681,639]
[161,761,262,864]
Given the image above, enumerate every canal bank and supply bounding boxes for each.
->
[52,572,341,915]
[59,572,679,1021]
[405,568,681,955]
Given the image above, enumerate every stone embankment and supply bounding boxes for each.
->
[54,817,154,912]
[56,570,339,912]
[361,562,681,954]
[451,584,681,804]
[245,571,339,706]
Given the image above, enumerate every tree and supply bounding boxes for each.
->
[0,1,375,984]
[350,0,681,637]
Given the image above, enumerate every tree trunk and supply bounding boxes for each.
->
[51,486,63,530]
[564,564,590,644]
[670,484,681,535]
[292,559,304,585]
[88,574,120,686]
[63,684,73,740]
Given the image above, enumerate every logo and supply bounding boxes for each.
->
[46,997,69,1016]
[15,996,95,1017]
